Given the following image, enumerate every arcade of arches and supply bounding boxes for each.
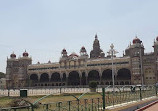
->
[29,68,131,87]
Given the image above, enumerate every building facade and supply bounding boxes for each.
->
[6,35,158,88]
[6,51,32,88]
[0,78,6,89]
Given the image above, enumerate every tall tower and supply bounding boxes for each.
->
[6,52,18,88]
[153,37,158,84]
[6,51,32,88]
[153,37,158,56]
[125,36,144,85]
[19,50,32,86]
[90,34,105,58]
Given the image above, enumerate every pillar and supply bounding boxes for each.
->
[60,73,63,86]
[48,73,51,82]
[85,71,88,85]
[79,71,82,86]
[66,72,69,86]
[38,74,40,82]
[99,69,102,85]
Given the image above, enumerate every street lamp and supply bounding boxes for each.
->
[107,44,118,94]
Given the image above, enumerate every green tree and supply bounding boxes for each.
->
[0,72,5,79]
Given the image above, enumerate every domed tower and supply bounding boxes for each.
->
[125,36,144,85]
[61,48,68,58]
[19,50,32,67]
[60,48,68,68]
[153,36,158,84]
[19,50,32,87]
[125,36,144,57]
[6,52,17,75]
[90,34,105,58]
[153,36,158,55]
[80,46,88,58]
[6,52,17,88]
[23,50,29,57]
[10,52,16,59]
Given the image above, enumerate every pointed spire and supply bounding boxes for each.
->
[110,43,114,49]
[135,34,138,38]
[48,60,51,63]
[95,34,98,39]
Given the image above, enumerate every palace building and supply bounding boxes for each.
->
[6,35,158,88]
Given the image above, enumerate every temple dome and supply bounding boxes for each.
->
[10,52,16,58]
[133,36,141,44]
[23,50,29,57]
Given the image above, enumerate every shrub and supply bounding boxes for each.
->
[89,81,97,88]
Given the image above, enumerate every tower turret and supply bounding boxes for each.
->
[90,34,105,58]
[80,46,88,59]
[125,36,144,57]
[153,36,158,55]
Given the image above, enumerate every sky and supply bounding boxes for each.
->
[0,0,158,73]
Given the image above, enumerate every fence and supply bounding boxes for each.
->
[0,87,92,97]
[0,85,137,97]
[0,85,157,111]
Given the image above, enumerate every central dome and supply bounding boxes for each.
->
[69,52,79,57]
[133,37,141,44]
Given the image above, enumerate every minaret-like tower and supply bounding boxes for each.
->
[60,48,68,68]
[125,36,144,57]
[61,48,68,59]
[125,36,144,85]
[90,34,105,58]
[6,52,18,88]
[19,50,32,85]
[153,37,158,56]
[80,46,88,58]
[153,37,158,83]
[6,51,32,88]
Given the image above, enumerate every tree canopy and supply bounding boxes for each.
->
[0,72,5,79]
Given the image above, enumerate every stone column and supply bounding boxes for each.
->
[37,74,40,82]
[60,73,63,86]
[48,73,51,82]
[66,72,69,86]
[85,71,88,85]
[79,71,82,86]
[99,69,102,85]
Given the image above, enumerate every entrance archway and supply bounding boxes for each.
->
[88,70,100,83]
[81,72,86,85]
[117,68,131,85]
[30,74,38,81]
[40,73,49,82]
[102,69,112,80]
[68,71,80,85]
[51,72,61,82]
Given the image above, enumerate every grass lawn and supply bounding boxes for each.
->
[0,90,156,110]
[0,92,102,108]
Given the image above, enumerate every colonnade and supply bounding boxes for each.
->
[29,68,131,87]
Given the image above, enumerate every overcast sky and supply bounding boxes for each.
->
[0,0,158,73]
